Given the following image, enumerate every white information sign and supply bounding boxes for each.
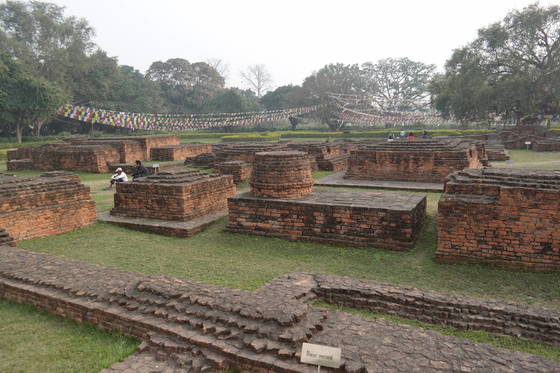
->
[525,141,532,145]
[300,342,341,369]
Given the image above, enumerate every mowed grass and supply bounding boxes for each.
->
[493,149,560,170]
[2,150,560,370]
[0,299,138,373]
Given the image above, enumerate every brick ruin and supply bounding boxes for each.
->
[1,247,559,372]
[287,142,348,171]
[184,152,216,168]
[345,138,484,183]
[111,169,236,222]
[0,172,96,240]
[227,151,426,250]
[250,151,315,198]
[497,124,560,151]
[215,161,253,183]
[436,168,560,272]
[150,143,212,161]
[213,142,287,165]
[484,142,510,161]
[7,135,179,173]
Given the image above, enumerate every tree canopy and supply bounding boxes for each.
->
[431,3,560,122]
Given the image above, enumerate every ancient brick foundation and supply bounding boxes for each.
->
[111,169,236,222]
[436,168,560,272]
[150,143,212,161]
[533,139,560,152]
[227,190,426,251]
[485,143,510,161]
[215,161,253,183]
[0,172,96,240]
[6,136,180,173]
[213,142,287,165]
[250,151,315,198]
[345,139,484,183]
[0,247,558,372]
[497,125,560,150]
[287,142,348,171]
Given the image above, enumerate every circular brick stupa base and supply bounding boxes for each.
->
[250,151,314,199]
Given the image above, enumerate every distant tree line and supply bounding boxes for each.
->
[1,1,558,141]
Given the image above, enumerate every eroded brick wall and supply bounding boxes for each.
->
[150,143,212,161]
[0,173,96,240]
[215,161,252,183]
[111,170,236,221]
[345,139,483,183]
[436,168,560,271]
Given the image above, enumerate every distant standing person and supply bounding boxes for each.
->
[132,160,148,180]
[400,130,406,138]
[422,130,429,139]
[105,167,128,190]
[387,132,395,141]
[407,132,416,140]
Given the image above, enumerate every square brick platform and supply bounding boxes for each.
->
[436,168,560,271]
[315,171,444,192]
[227,189,426,251]
[106,169,236,236]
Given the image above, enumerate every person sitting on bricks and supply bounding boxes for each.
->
[132,160,148,180]
[107,167,128,189]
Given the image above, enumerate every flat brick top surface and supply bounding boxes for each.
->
[133,169,227,185]
[0,172,85,197]
[447,168,560,190]
[358,138,474,152]
[232,189,426,211]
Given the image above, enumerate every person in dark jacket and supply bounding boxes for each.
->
[132,160,149,180]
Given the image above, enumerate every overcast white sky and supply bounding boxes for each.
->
[49,0,557,90]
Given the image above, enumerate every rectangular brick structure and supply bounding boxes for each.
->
[227,190,426,250]
[111,169,236,222]
[150,143,212,161]
[6,135,180,173]
[345,138,484,183]
[287,142,348,171]
[213,142,287,165]
[436,168,560,272]
[215,161,253,183]
[0,172,96,240]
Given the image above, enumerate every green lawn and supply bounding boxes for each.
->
[493,149,560,170]
[2,150,560,371]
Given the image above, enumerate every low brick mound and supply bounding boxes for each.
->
[150,143,212,161]
[1,247,558,373]
[345,138,484,183]
[107,169,235,236]
[437,168,560,271]
[485,143,510,161]
[251,151,314,198]
[184,152,216,168]
[0,172,96,240]
[7,135,180,173]
[287,142,348,171]
[213,142,287,165]
[215,161,252,183]
[497,124,560,151]
[227,190,426,250]
[107,161,184,176]
[533,139,560,152]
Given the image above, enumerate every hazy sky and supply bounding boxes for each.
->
[48,0,556,90]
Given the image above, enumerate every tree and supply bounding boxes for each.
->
[146,58,225,112]
[362,58,435,112]
[0,53,66,142]
[431,3,560,122]
[302,63,367,130]
[205,58,229,83]
[203,88,262,113]
[240,64,273,97]
[0,1,95,97]
[260,85,309,110]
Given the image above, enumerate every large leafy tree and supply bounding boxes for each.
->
[302,63,367,130]
[362,58,435,112]
[146,58,225,113]
[0,53,66,142]
[431,3,560,122]
[203,88,261,113]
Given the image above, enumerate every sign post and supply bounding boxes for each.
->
[300,342,341,372]
[525,141,531,151]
